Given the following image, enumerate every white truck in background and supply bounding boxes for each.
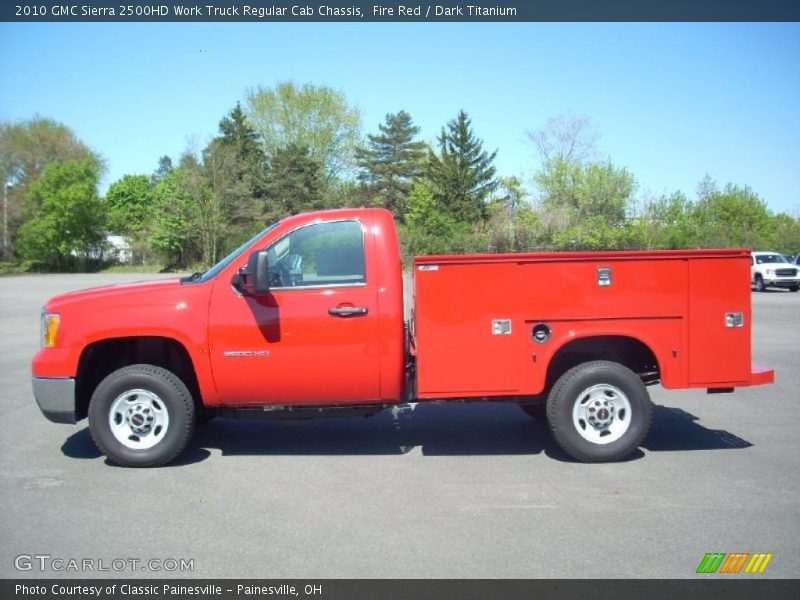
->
[751,251,800,292]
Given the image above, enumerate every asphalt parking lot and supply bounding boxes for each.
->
[1,273,798,579]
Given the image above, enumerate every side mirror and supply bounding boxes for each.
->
[236,250,270,295]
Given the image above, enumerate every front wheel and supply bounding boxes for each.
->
[546,361,652,462]
[754,275,765,292]
[789,285,799,293]
[88,364,195,467]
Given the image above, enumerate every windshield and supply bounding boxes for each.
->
[755,254,788,265]
[195,222,280,283]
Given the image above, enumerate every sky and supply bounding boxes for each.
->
[1,22,798,214]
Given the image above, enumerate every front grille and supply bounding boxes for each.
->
[776,268,798,277]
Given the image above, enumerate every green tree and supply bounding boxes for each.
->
[245,81,362,178]
[770,213,800,254]
[180,151,224,267]
[550,215,628,250]
[486,177,541,252]
[16,159,104,270]
[536,159,633,225]
[400,179,489,259]
[149,167,198,268]
[104,174,155,264]
[264,143,325,216]
[495,176,526,213]
[405,179,458,238]
[535,158,635,249]
[528,113,637,250]
[0,118,99,258]
[322,179,373,210]
[691,179,772,248]
[356,110,426,220]
[151,155,173,183]
[426,110,499,223]
[217,103,263,155]
[203,103,269,245]
[627,192,696,249]
[105,174,153,237]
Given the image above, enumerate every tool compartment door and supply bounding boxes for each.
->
[414,262,522,396]
[688,257,751,385]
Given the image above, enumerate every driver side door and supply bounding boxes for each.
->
[207,218,381,405]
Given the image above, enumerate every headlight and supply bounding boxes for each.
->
[41,312,60,348]
[765,268,774,275]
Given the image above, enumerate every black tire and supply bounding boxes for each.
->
[88,364,195,467]
[754,275,765,292]
[546,361,652,463]
[790,285,799,293]
[519,403,547,420]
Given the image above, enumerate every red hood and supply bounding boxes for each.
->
[45,278,184,311]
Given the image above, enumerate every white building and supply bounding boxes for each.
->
[104,234,133,264]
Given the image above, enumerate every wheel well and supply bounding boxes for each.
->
[75,337,202,420]
[545,336,660,392]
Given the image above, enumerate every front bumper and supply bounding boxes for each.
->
[764,279,799,288]
[32,377,77,424]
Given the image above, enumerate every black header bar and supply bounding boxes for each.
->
[3,579,800,600]
[3,1,800,23]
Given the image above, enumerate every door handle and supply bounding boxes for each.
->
[328,306,369,317]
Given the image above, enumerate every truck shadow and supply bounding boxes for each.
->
[61,403,752,466]
[643,405,752,452]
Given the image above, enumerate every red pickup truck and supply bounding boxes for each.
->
[32,208,774,466]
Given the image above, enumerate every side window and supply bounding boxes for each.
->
[266,220,366,288]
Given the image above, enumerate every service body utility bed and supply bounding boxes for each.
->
[414,249,772,399]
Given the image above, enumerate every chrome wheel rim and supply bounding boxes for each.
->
[108,389,169,450]
[571,384,631,444]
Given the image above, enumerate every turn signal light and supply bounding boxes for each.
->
[41,313,60,347]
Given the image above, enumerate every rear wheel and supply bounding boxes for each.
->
[88,364,195,467]
[754,275,765,292]
[547,361,652,462]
